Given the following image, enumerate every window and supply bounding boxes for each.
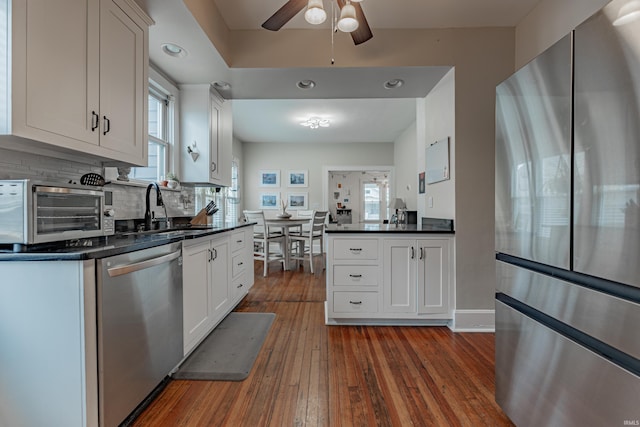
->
[363,182,381,221]
[130,82,173,181]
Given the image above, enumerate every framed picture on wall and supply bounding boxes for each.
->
[259,170,280,187]
[260,192,280,209]
[287,192,308,210]
[419,172,426,194]
[287,170,308,187]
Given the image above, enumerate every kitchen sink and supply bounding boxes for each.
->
[115,225,219,238]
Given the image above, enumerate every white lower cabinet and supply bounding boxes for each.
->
[326,234,453,324]
[182,227,254,355]
[383,238,450,315]
[0,260,98,427]
[182,239,214,353]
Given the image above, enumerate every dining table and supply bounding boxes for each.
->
[264,217,309,270]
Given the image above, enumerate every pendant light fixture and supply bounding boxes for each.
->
[337,1,359,33]
[304,0,327,25]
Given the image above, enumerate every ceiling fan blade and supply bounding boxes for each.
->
[262,0,308,31]
[336,0,373,45]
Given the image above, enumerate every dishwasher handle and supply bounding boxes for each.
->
[107,249,182,277]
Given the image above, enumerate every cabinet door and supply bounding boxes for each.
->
[18,0,99,145]
[209,238,229,316]
[182,240,212,353]
[209,93,221,182]
[382,239,416,313]
[99,0,147,164]
[416,239,450,315]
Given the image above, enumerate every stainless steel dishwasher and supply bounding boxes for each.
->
[97,242,183,427]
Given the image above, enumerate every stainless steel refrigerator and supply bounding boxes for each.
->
[495,1,640,425]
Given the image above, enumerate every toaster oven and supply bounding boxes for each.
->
[0,179,114,247]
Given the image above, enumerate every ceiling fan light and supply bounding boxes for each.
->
[613,0,640,26]
[304,0,327,25]
[337,4,359,33]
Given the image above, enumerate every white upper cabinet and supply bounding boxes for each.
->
[180,84,232,186]
[98,0,148,162]
[0,0,152,165]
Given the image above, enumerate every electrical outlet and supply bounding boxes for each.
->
[428,196,434,208]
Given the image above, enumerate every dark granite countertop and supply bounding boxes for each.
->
[325,223,455,234]
[0,222,254,261]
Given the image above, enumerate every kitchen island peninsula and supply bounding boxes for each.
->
[325,219,455,325]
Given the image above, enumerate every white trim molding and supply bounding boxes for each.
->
[449,309,495,332]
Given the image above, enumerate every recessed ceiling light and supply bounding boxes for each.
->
[297,79,316,90]
[213,81,232,91]
[384,79,404,89]
[161,43,187,58]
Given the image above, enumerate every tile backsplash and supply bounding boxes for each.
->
[109,182,194,220]
[0,148,196,220]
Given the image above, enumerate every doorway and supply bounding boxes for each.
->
[323,166,394,224]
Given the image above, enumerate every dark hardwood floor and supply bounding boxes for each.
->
[133,260,513,426]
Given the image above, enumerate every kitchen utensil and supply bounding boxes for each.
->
[205,200,218,215]
[80,173,109,186]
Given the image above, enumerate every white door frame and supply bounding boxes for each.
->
[322,165,395,221]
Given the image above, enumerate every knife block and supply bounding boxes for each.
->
[190,208,209,225]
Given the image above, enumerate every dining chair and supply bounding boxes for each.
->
[289,210,328,274]
[243,210,285,277]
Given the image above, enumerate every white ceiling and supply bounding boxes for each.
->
[142,0,541,144]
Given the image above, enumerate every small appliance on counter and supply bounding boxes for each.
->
[0,179,114,251]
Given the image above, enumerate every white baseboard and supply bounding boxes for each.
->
[449,309,495,332]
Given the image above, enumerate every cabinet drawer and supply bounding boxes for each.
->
[333,265,379,286]
[232,271,249,298]
[230,231,246,253]
[333,292,379,313]
[232,253,247,278]
[333,239,378,260]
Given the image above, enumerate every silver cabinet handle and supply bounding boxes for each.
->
[237,283,244,289]
[208,249,213,262]
[411,246,415,259]
[349,300,362,305]
[349,248,362,253]
[211,161,217,172]
[349,274,362,278]
[419,247,424,260]
[107,250,181,277]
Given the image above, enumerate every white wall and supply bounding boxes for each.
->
[242,142,394,218]
[419,68,456,221]
[393,122,418,211]
[515,0,609,68]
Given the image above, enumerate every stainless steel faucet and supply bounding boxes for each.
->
[144,183,170,230]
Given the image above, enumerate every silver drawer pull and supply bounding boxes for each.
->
[349,300,362,305]
[349,248,362,252]
[237,240,243,243]
[349,274,362,278]
[237,283,244,289]
[238,262,244,266]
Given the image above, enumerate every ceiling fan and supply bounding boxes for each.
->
[261,0,373,45]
